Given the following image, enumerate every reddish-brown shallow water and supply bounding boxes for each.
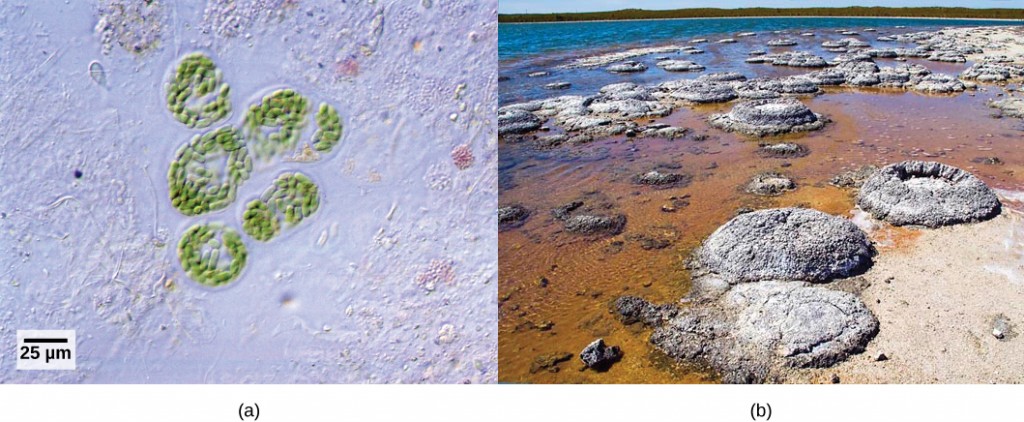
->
[498,87,1024,383]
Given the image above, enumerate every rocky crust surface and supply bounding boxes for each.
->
[691,208,873,284]
[856,161,1001,228]
[616,281,879,383]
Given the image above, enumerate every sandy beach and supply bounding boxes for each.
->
[791,208,1024,383]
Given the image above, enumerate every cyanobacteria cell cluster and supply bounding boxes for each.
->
[168,127,252,216]
[242,172,320,241]
[166,52,232,128]
[178,223,248,287]
[165,52,341,287]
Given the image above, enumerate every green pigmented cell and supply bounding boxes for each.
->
[311,102,343,153]
[167,126,252,216]
[166,52,232,128]
[242,199,280,241]
[241,172,320,241]
[242,89,310,160]
[177,223,247,287]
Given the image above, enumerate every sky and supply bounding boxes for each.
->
[498,0,1019,14]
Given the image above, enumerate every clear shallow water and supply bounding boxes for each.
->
[499,17,1021,61]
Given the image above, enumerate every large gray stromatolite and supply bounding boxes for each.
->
[708,97,826,137]
[616,281,879,383]
[616,207,877,382]
[691,208,873,284]
[856,161,1001,228]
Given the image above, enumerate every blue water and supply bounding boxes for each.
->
[499,17,1021,61]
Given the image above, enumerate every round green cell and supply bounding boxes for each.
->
[241,172,320,241]
[177,223,247,287]
[168,126,252,216]
[312,102,343,153]
[243,89,310,160]
[241,199,280,241]
[166,52,231,128]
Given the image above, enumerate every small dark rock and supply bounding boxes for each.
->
[580,338,623,371]
[831,374,841,384]
[73,169,83,179]
[970,156,1003,165]
[552,201,584,220]
[876,353,889,361]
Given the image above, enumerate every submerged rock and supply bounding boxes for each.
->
[766,38,798,47]
[857,161,1001,228]
[691,208,873,283]
[632,170,691,187]
[656,59,705,72]
[543,82,572,90]
[580,338,623,371]
[756,142,809,158]
[498,107,542,135]
[530,352,573,374]
[989,98,1024,118]
[607,60,648,73]
[498,205,530,230]
[746,172,796,196]
[829,165,877,188]
[564,214,627,236]
[708,97,827,137]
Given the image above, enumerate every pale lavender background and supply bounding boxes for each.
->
[0,0,497,383]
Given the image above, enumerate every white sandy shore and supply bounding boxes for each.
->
[791,209,1024,383]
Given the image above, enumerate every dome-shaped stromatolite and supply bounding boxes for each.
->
[692,208,872,283]
[626,280,879,383]
[666,80,738,104]
[725,282,878,369]
[856,161,1001,228]
[708,97,826,137]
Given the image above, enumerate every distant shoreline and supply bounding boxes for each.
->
[500,15,1024,26]
[499,7,1024,24]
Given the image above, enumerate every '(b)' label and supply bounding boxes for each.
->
[17,330,76,370]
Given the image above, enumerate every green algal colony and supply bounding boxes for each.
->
[242,172,321,241]
[243,89,311,160]
[164,53,342,287]
[312,103,343,152]
[177,223,248,287]
[166,52,231,128]
[168,126,252,216]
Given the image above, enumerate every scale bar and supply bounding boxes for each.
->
[23,338,68,344]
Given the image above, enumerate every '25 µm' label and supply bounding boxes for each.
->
[17,330,76,370]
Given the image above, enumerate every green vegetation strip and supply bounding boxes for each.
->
[178,223,247,287]
[166,53,231,128]
[168,127,252,216]
[243,89,311,160]
[312,103,343,153]
[499,7,1024,23]
[242,172,320,241]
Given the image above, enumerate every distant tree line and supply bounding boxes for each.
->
[498,7,1024,23]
